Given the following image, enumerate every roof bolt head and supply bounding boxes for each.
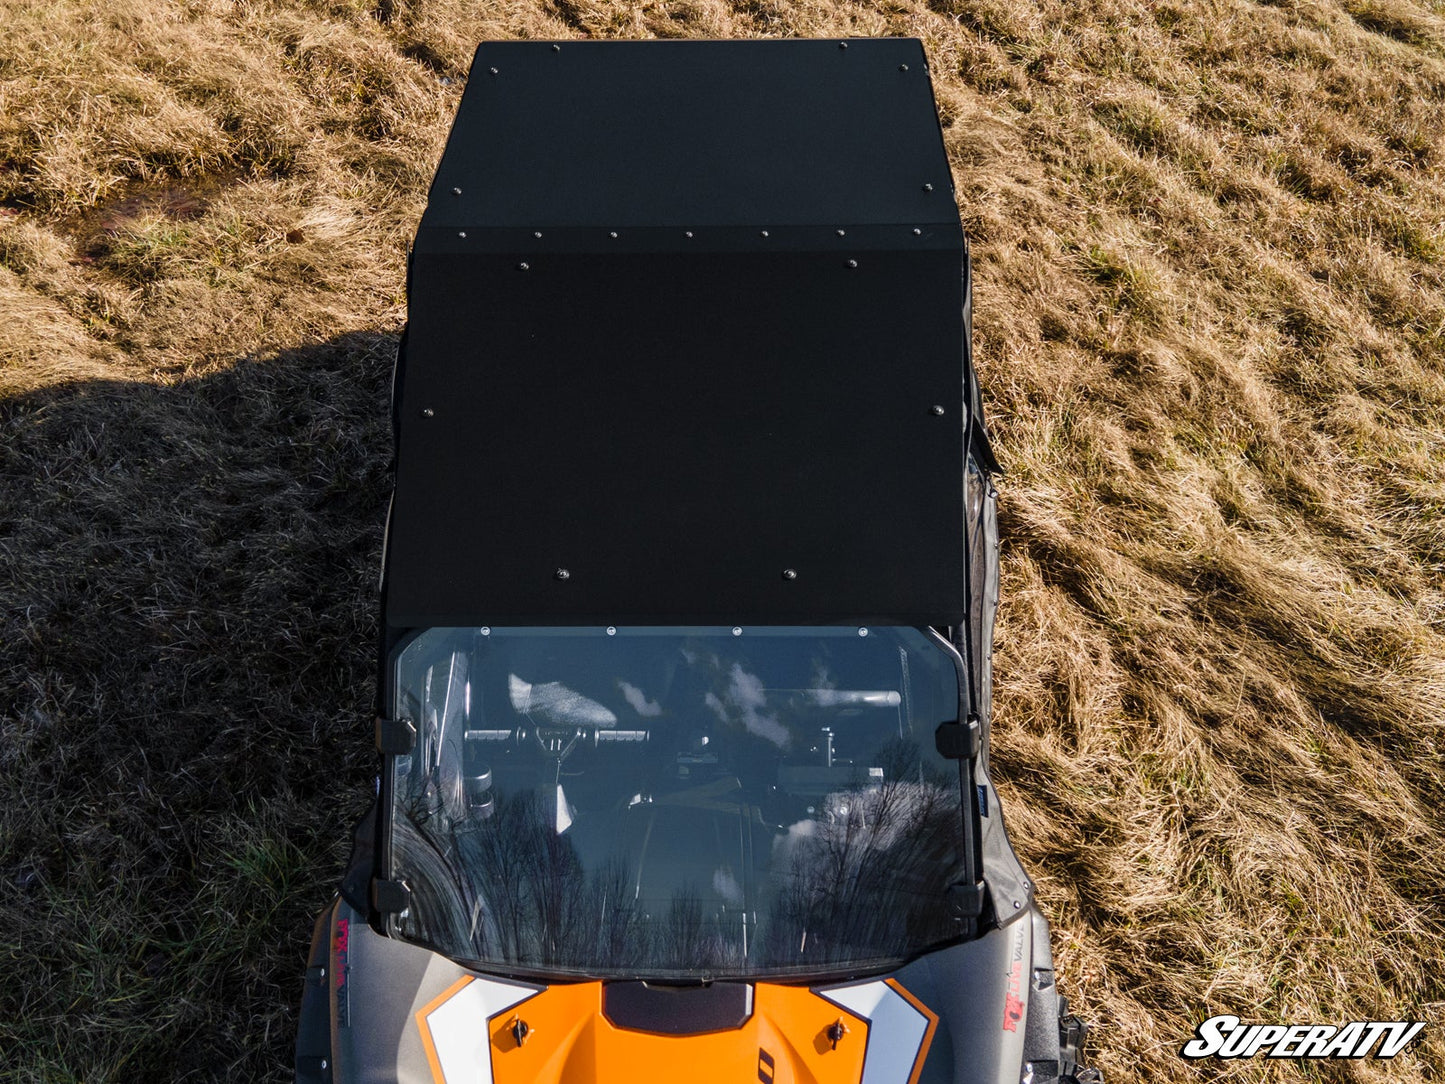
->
[517,262,530,271]
[836,228,846,237]
[609,231,618,239]
[554,567,570,581]
[839,41,848,49]
[451,186,462,196]
[913,227,923,236]
[899,63,909,71]
[457,231,467,238]
[533,230,542,238]
[782,568,797,581]
[685,230,694,238]
[1014,900,1022,909]
[489,67,499,75]
[760,229,770,238]
[923,183,934,192]
[732,626,743,636]
[421,407,435,418]
[931,404,945,415]
[857,627,869,637]
[606,626,617,636]
[551,43,561,51]
[846,258,858,268]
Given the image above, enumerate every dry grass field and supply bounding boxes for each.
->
[1,0,1443,1080]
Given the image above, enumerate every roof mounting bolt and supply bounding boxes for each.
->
[899,64,909,71]
[836,228,846,237]
[685,230,694,238]
[732,626,743,636]
[551,43,561,51]
[609,231,619,239]
[760,229,770,238]
[931,404,945,415]
[517,262,529,271]
[489,67,499,76]
[606,626,617,636]
[533,230,542,238]
[554,568,570,581]
[451,187,462,196]
[846,259,858,268]
[1014,900,1022,909]
[839,41,848,49]
[782,568,797,581]
[913,228,923,236]
[923,183,934,192]
[458,231,467,239]
[421,407,434,418]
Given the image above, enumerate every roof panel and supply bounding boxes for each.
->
[422,39,954,231]
[384,39,969,629]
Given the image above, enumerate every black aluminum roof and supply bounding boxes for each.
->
[420,39,958,233]
[383,38,975,629]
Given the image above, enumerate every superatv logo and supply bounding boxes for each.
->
[1181,1015,1423,1059]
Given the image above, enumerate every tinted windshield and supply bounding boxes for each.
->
[388,626,966,980]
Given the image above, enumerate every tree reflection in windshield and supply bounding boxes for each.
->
[389,626,967,979]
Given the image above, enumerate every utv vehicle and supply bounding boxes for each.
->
[295,38,1101,1084]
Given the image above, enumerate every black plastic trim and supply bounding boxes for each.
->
[603,981,753,1035]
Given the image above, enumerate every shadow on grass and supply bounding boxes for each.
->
[0,331,395,1083]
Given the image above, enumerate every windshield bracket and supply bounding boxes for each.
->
[946,880,986,920]
[371,877,412,915]
[375,716,416,756]
[934,716,981,760]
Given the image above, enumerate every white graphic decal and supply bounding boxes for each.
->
[815,979,938,1084]
[416,975,541,1084]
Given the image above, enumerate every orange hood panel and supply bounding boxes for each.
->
[416,974,940,1084]
[492,983,863,1084]
[415,978,897,1084]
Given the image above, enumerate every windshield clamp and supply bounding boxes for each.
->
[946,880,986,920]
[934,716,980,760]
[370,878,411,915]
[375,716,416,756]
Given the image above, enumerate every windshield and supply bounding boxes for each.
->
[387,626,967,980]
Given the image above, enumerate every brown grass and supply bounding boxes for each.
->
[2,0,1443,1080]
